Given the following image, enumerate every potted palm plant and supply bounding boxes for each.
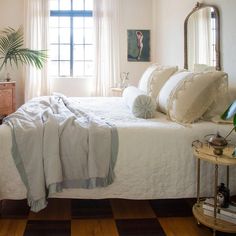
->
[0,26,47,81]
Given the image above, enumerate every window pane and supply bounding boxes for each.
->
[73,0,84,10]
[84,45,93,60]
[49,2,94,78]
[85,0,93,10]
[59,17,70,28]
[73,61,84,76]
[74,29,84,44]
[60,45,70,60]
[49,61,59,76]
[60,0,71,10]
[60,61,70,76]
[74,17,84,28]
[50,0,59,10]
[84,18,93,28]
[74,45,84,60]
[59,28,70,44]
[84,29,93,44]
[49,17,59,28]
[49,28,59,44]
[84,61,94,76]
[50,45,59,60]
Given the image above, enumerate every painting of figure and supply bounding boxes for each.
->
[127,30,150,62]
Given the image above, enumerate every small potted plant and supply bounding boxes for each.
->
[0,26,47,81]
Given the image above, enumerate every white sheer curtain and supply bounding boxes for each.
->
[198,8,211,65]
[188,8,212,71]
[93,0,120,96]
[23,0,50,101]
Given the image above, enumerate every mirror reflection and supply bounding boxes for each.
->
[184,3,220,72]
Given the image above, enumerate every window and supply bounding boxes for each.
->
[49,0,94,78]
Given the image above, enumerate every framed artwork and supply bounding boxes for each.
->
[127,29,150,62]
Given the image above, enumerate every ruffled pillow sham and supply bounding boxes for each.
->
[123,86,156,119]
[138,64,178,100]
[157,71,228,123]
[202,74,229,120]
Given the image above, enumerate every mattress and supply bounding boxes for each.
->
[0,97,235,200]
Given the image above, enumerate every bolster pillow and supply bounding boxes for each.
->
[123,86,156,119]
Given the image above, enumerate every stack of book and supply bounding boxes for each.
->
[203,198,236,224]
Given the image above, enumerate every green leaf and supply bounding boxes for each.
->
[221,100,236,120]
[0,26,47,71]
[232,148,236,157]
[234,114,236,131]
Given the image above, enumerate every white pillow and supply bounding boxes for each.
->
[138,64,178,100]
[123,86,156,119]
[158,71,228,123]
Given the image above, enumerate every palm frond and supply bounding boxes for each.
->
[0,26,47,71]
[15,49,47,69]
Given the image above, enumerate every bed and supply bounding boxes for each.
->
[1,66,236,212]
[1,95,236,211]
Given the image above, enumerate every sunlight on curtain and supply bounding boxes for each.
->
[187,7,212,71]
[93,0,120,96]
[23,0,50,101]
[198,8,211,65]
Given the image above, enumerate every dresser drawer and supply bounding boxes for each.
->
[0,83,15,90]
[0,82,16,115]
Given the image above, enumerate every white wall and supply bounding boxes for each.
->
[0,0,24,107]
[154,0,236,86]
[119,0,154,87]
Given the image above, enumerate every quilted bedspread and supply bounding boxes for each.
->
[1,97,236,205]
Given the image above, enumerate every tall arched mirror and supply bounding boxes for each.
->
[184,2,221,71]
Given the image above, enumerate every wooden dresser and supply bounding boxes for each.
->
[0,81,16,117]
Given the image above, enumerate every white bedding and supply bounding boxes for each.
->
[0,97,236,200]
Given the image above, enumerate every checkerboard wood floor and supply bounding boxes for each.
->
[0,198,233,236]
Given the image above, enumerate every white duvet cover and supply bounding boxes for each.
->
[0,97,235,200]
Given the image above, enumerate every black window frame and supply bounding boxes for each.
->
[50,0,93,77]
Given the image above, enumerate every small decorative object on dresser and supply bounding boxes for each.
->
[0,81,16,117]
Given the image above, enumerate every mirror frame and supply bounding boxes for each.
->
[184,2,221,71]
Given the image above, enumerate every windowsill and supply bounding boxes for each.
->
[50,76,94,80]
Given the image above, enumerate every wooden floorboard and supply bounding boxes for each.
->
[0,199,233,236]
[0,219,27,236]
[158,217,213,236]
[110,199,156,219]
[71,219,119,236]
[28,199,71,221]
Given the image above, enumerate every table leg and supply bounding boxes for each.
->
[227,165,229,189]
[212,164,218,236]
[214,164,218,222]
[197,158,201,205]
[213,229,216,236]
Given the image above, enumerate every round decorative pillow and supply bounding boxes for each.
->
[123,86,156,119]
